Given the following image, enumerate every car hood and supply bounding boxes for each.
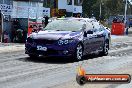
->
[30,30,82,40]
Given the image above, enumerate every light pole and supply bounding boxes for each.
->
[1,0,5,42]
[3,0,4,3]
[99,0,102,18]
[124,0,128,24]
[72,0,74,17]
[99,0,104,22]
[1,12,4,43]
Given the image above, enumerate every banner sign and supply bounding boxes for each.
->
[0,4,13,15]
[73,6,82,13]
[0,4,12,10]
[43,8,50,17]
[11,6,50,18]
[11,6,29,18]
[0,4,50,18]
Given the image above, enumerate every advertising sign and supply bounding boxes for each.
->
[0,4,12,10]
[0,4,50,19]
[73,6,82,13]
[0,4,12,15]
[29,7,37,19]
[11,6,50,19]
[43,8,50,17]
[11,6,29,18]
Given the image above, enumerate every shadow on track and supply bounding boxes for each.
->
[18,56,75,64]
[17,54,103,64]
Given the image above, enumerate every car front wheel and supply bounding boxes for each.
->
[75,44,83,61]
[100,40,109,56]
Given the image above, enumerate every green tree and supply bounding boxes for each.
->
[92,0,106,20]
[82,0,98,17]
[82,0,131,20]
[105,0,124,16]
[82,0,106,20]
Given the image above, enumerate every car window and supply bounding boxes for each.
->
[92,22,100,29]
[93,28,98,33]
[44,20,84,31]
[85,22,94,31]
[98,26,105,32]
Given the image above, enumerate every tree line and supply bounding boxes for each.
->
[82,0,132,20]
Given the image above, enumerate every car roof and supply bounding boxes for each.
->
[56,17,97,22]
[55,18,86,24]
[54,18,100,29]
[68,18,98,22]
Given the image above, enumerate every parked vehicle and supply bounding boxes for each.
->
[25,18,110,61]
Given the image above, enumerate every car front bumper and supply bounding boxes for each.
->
[25,42,76,57]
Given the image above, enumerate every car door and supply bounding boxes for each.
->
[93,26,105,51]
[96,26,105,49]
[83,22,95,54]
[83,29,94,54]
[91,28,99,51]
[92,21,100,51]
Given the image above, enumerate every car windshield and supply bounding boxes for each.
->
[44,20,84,31]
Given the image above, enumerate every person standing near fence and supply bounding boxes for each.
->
[44,15,49,27]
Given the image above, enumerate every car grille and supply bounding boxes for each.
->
[28,48,58,55]
[33,39,56,45]
[46,49,58,55]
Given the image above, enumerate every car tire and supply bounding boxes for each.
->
[28,54,39,58]
[100,40,109,56]
[74,44,83,61]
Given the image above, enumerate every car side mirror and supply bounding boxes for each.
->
[84,31,87,37]
[84,30,93,37]
[87,30,93,34]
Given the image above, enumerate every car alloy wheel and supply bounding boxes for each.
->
[103,40,109,55]
[76,44,83,60]
[99,40,109,56]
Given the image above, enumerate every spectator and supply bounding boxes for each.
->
[113,17,118,23]
[3,31,9,43]
[44,15,49,27]
[23,29,27,43]
[16,29,23,43]
[32,25,38,32]
[38,25,43,31]
[129,18,132,28]
[77,13,81,18]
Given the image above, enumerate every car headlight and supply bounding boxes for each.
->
[58,39,75,45]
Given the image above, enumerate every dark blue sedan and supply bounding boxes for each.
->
[25,18,110,61]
